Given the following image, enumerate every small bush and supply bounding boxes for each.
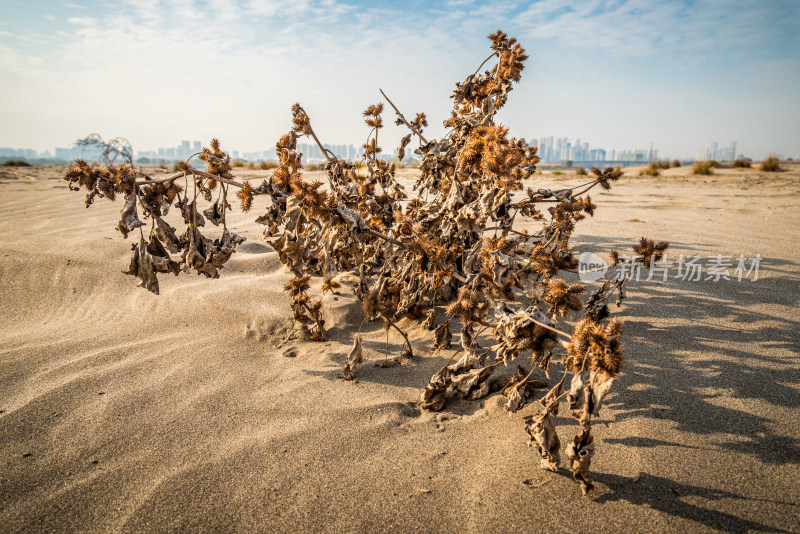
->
[551,170,564,176]
[692,161,714,175]
[708,160,720,168]
[671,159,681,168]
[232,159,246,168]
[3,159,31,166]
[258,160,279,170]
[759,154,782,172]
[733,158,751,168]
[639,163,660,176]
[575,166,587,176]
[657,160,671,169]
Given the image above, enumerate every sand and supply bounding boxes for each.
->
[1,163,799,532]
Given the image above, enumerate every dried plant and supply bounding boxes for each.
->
[759,154,782,172]
[61,31,668,494]
[692,161,715,175]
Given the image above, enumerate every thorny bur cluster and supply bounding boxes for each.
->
[63,31,667,495]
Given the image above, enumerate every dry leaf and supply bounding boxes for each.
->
[153,217,184,253]
[146,235,180,276]
[565,428,595,495]
[589,369,615,416]
[525,411,560,471]
[180,199,205,227]
[343,334,363,380]
[541,370,568,416]
[116,193,143,238]
[202,201,225,226]
[567,371,591,429]
[123,236,159,294]
[433,321,452,350]
[422,308,436,330]
[450,364,495,398]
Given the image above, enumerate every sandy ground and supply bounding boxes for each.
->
[0,163,799,532]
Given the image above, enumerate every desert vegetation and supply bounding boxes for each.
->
[60,31,668,495]
[2,159,32,167]
[692,161,715,175]
[760,154,782,172]
[640,163,660,176]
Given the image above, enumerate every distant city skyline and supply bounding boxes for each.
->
[1,136,750,165]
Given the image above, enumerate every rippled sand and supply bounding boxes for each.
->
[1,163,798,532]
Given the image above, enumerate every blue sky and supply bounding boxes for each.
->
[1,0,798,159]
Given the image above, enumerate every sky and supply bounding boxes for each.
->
[1,0,799,160]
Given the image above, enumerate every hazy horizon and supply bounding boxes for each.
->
[1,0,799,160]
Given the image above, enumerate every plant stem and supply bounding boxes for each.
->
[379,89,428,144]
[381,312,413,357]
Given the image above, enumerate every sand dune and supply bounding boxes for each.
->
[1,164,799,532]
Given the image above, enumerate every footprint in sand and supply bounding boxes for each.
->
[244,320,292,343]
[435,413,449,432]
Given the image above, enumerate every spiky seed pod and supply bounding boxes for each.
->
[633,236,670,267]
[291,103,312,135]
[284,274,311,296]
[544,278,584,317]
[362,103,383,117]
[592,166,623,190]
[164,182,183,204]
[587,318,624,376]
[237,181,253,212]
[321,278,341,294]
[564,317,594,373]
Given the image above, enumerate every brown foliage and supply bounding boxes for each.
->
[61,31,669,494]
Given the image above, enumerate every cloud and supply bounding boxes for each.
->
[508,0,800,59]
[0,0,797,158]
[67,17,98,26]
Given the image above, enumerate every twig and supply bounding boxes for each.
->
[379,89,428,144]
[380,312,413,357]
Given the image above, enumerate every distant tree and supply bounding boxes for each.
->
[565,159,573,167]
[3,159,31,166]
